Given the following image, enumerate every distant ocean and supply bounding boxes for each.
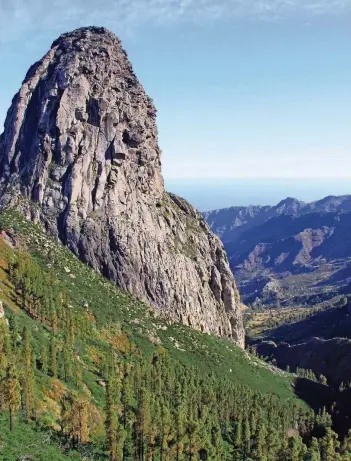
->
[164,178,351,212]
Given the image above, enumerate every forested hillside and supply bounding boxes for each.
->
[1,210,350,460]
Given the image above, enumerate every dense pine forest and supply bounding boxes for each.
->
[1,210,351,460]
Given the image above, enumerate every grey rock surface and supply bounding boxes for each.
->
[0,27,244,347]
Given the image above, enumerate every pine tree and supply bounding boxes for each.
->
[0,320,10,371]
[50,305,58,335]
[40,343,48,374]
[254,419,267,460]
[74,396,90,444]
[62,392,90,446]
[74,359,83,389]
[320,428,339,461]
[63,348,73,382]
[121,363,133,428]
[306,438,321,461]
[136,387,151,461]
[106,378,119,461]
[234,418,242,450]
[4,363,21,430]
[22,326,36,421]
[287,435,306,461]
[160,400,173,461]
[340,429,351,457]
[243,417,251,458]
[106,376,125,461]
[121,363,134,461]
[211,417,224,460]
[186,418,200,461]
[9,314,19,352]
[49,337,58,378]
[175,383,186,461]
[67,306,75,345]
[266,424,280,460]
[147,397,159,461]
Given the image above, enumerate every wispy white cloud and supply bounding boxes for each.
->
[0,0,350,44]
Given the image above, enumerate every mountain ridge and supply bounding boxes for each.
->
[204,194,351,307]
[204,194,351,243]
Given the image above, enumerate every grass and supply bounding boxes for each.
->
[0,209,306,405]
[0,414,82,461]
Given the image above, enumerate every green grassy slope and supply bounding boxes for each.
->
[0,210,310,460]
[0,210,298,400]
[0,414,83,461]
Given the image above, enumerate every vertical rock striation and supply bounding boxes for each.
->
[0,27,244,347]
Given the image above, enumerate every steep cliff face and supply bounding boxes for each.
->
[0,27,244,347]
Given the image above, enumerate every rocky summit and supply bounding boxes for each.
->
[0,26,244,347]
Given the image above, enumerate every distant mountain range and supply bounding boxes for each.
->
[204,195,351,306]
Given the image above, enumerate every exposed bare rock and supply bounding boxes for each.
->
[0,27,244,347]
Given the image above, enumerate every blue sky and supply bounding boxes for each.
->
[0,0,350,208]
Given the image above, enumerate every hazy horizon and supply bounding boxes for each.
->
[166,177,351,211]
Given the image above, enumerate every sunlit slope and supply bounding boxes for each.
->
[0,209,299,398]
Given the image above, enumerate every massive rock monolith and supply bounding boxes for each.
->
[0,27,244,347]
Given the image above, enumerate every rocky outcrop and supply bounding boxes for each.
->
[0,27,244,347]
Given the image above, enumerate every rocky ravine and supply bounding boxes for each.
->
[0,27,244,347]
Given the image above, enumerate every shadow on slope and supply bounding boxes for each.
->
[295,379,351,437]
[259,305,351,344]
